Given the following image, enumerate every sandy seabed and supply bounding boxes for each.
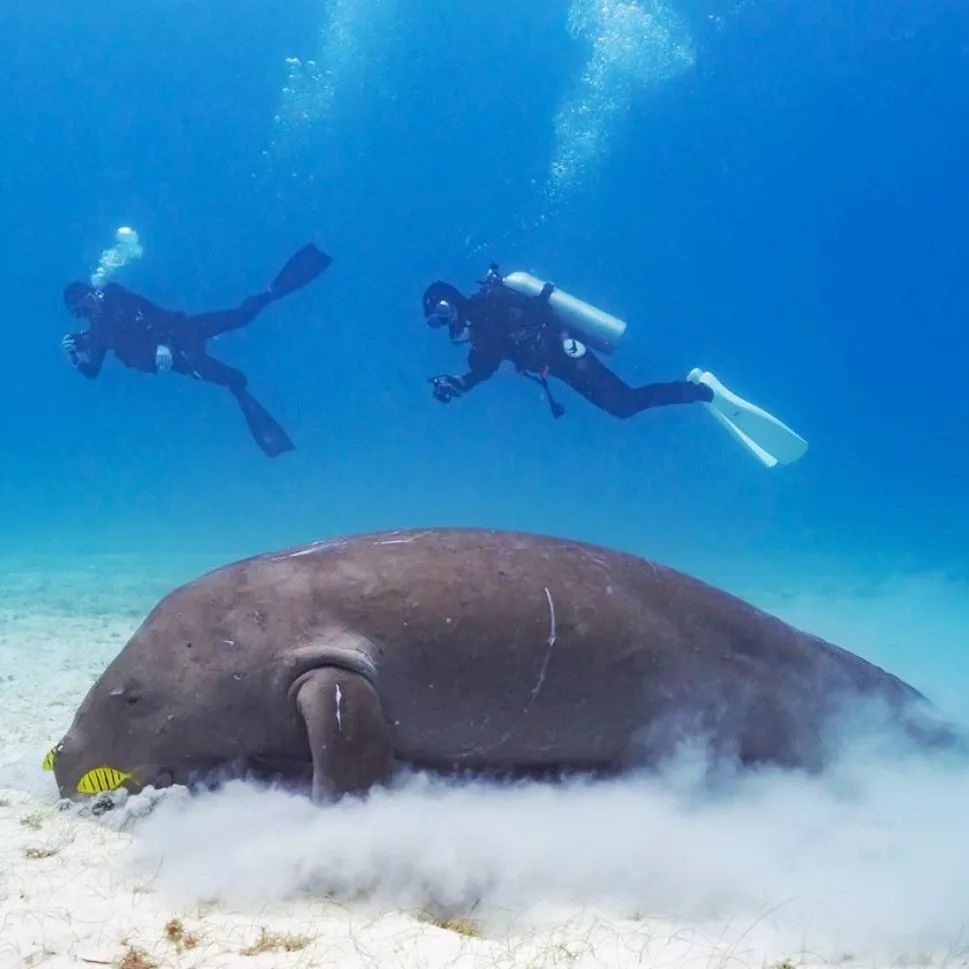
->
[2,555,967,969]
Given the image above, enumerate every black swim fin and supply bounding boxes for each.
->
[234,390,294,457]
[269,243,332,299]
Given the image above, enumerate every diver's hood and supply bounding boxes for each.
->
[422,281,467,320]
[63,281,98,316]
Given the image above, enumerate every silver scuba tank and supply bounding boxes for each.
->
[501,270,627,355]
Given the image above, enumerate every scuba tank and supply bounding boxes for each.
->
[499,269,627,355]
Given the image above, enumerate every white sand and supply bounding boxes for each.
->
[1,555,967,969]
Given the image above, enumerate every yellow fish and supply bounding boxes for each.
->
[76,766,135,795]
[42,746,60,772]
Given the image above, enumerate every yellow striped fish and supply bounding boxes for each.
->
[76,766,135,795]
[42,746,60,772]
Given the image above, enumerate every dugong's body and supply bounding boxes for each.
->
[52,528,936,801]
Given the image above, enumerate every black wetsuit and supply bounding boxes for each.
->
[452,285,711,418]
[63,243,331,457]
[62,242,331,456]
[67,283,269,392]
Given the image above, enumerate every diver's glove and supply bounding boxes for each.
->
[61,334,78,363]
[61,334,89,367]
[429,374,465,404]
[155,344,174,373]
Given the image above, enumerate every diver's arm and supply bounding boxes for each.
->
[457,345,501,391]
[76,344,106,378]
[63,332,106,379]
[429,348,500,404]
[430,346,501,403]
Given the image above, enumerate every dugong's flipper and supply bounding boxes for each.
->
[293,668,394,803]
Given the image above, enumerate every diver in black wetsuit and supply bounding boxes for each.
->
[61,243,331,457]
[423,265,713,420]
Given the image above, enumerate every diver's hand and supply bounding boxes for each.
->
[155,344,173,373]
[61,334,78,361]
[429,374,465,404]
[61,334,88,366]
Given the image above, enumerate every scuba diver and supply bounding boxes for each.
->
[61,243,331,457]
[423,264,808,468]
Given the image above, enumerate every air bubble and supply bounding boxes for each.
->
[546,0,695,207]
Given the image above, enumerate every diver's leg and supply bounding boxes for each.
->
[173,348,248,390]
[189,293,274,340]
[293,667,394,803]
[627,378,713,413]
[189,244,331,340]
[551,354,711,419]
[173,350,294,456]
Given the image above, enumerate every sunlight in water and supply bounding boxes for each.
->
[270,0,399,158]
[547,0,695,206]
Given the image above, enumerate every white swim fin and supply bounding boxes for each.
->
[687,368,808,467]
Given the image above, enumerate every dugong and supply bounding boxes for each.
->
[49,528,943,802]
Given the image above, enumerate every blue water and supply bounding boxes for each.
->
[1,2,966,686]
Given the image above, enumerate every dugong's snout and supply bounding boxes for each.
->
[47,729,153,801]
